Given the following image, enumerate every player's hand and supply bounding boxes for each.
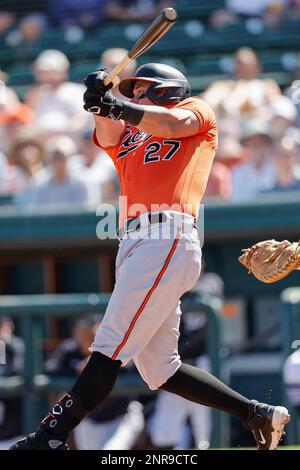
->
[83,70,113,99]
[83,89,121,119]
[83,80,144,125]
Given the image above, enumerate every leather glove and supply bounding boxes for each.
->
[239,239,300,283]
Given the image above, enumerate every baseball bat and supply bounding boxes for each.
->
[103,7,177,88]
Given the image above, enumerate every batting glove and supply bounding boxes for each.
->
[83,70,113,99]
[83,89,145,126]
[83,89,122,119]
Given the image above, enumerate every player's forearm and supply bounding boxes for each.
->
[86,92,199,139]
[93,115,125,147]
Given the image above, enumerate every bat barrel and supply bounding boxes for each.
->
[129,8,177,60]
[103,8,178,87]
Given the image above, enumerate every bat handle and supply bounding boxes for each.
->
[103,55,133,88]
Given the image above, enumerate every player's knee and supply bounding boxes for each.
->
[139,366,181,391]
[134,352,181,391]
[138,374,160,391]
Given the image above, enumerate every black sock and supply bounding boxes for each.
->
[71,351,121,410]
[160,363,250,421]
[38,352,121,443]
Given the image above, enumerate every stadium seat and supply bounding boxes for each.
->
[176,0,226,20]
[6,65,34,86]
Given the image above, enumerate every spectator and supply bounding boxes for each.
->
[0,0,46,34]
[192,262,225,300]
[226,0,288,17]
[260,136,300,194]
[99,48,137,100]
[106,0,172,23]
[227,0,287,27]
[0,10,14,35]
[285,127,300,168]
[209,9,238,29]
[46,315,144,450]
[202,48,281,120]
[203,161,232,201]
[215,118,246,167]
[25,49,89,135]
[47,0,109,28]
[267,96,297,137]
[16,13,46,43]
[45,315,101,377]
[1,130,45,196]
[287,0,300,18]
[231,120,276,200]
[285,55,300,127]
[0,69,35,153]
[0,68,19,110]
[69,129,118,207]
[4,13,47,67]
[283,350,300,418]
[0,318,24,450]
[26,135,88,206]
[263,3,286,27]
[0,107,35,157]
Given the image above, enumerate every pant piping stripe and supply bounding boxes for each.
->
[112,230,181,360]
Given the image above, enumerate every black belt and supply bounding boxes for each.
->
[116,213,197,241]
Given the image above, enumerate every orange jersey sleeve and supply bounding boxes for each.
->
[93,129,125,164]
[174,96,218,142]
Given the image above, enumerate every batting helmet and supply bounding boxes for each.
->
[118,63,191,106]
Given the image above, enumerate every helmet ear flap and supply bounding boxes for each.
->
[146,82,165,105]
[146,82,190,106]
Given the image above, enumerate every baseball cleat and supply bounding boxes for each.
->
[9,430,69,450]
[245,400,290,450]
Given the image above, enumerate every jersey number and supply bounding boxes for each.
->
[144,140,181,164]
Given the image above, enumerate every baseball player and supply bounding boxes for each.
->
[11,63,290,450]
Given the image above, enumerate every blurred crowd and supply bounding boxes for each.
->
[0,1,171,35]
[0,47,137,209]
[211,0,300,29]
[0,0,300,209]
[203,46,300,202]
[0,0,300,39]
[1,44,300,208]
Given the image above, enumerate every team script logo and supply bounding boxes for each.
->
[117,125,181,163]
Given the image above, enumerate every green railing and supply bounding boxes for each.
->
[1,195,300,246]
[280,288,300,444]
[0,292,227,447]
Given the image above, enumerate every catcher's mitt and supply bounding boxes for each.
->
[238,239,300,283]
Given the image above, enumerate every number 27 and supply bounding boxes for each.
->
[144,140,181,164]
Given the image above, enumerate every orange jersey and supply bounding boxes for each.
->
[93,97,217,226]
